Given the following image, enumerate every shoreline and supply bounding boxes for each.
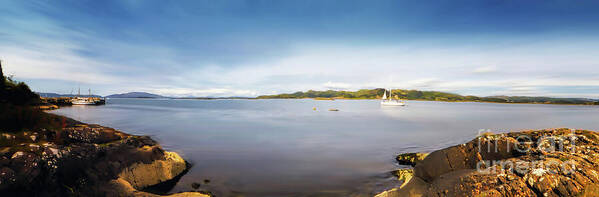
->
[379,128,599,196]
[32,101,599,196]
[0,110,209,196]
[116,97,599,106]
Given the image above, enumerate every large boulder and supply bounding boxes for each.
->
[378,129,599,197]
[118,151,187,189]
[413,143,481,182]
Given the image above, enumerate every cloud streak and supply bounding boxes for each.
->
[472,66,497,74]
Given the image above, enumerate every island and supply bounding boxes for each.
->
[257,89,599,105]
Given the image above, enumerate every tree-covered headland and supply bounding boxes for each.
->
[257,88,599,105]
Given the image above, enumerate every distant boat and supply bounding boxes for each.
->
[381,89,406,106]
[72,97,96,105]
[71,88,105,105]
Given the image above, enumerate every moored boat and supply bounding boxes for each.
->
[71,88,105,105]
[72,97,99,105]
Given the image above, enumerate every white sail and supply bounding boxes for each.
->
[381,88,406,106]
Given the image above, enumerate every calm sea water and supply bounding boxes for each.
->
[50,99,599,196]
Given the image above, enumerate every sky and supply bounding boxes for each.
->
[1,0,599,98]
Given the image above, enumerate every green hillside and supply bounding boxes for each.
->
[257,89,599,105]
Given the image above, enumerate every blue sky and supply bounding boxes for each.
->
[1,0,599,97]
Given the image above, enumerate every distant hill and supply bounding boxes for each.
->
[257,89,599,105]
[106,92,166,98]
[178,96,255,100]
[38,92,103,98]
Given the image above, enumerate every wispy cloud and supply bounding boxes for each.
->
[151,87,258,97]
[323,81,351,90]
[472,66,497,74]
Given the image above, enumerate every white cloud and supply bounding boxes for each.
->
[0,44,123,84]
[402,78,441,89]
[472,66,497,74]
[151,87,258,97]
[323,81,351,90]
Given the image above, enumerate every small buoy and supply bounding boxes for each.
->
[313,107,317,111]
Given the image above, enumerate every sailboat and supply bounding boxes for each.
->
[381,89,406,106]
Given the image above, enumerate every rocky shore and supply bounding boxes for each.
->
[0,113,208,196]
[378,128,599,197]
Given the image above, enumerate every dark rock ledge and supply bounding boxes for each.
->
[378,128,599,197]
[0,113,208,197]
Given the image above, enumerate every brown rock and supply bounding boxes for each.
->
[105,178,210,197]
[381,128,599,197]
[0,118,196,196]
[397,153,429,166]
[376,176,429,197]
[118,151,187,189]
[393,169,414,188]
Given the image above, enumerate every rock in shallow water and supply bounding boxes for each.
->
[396,153,429,166]
[191,182,201,189]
